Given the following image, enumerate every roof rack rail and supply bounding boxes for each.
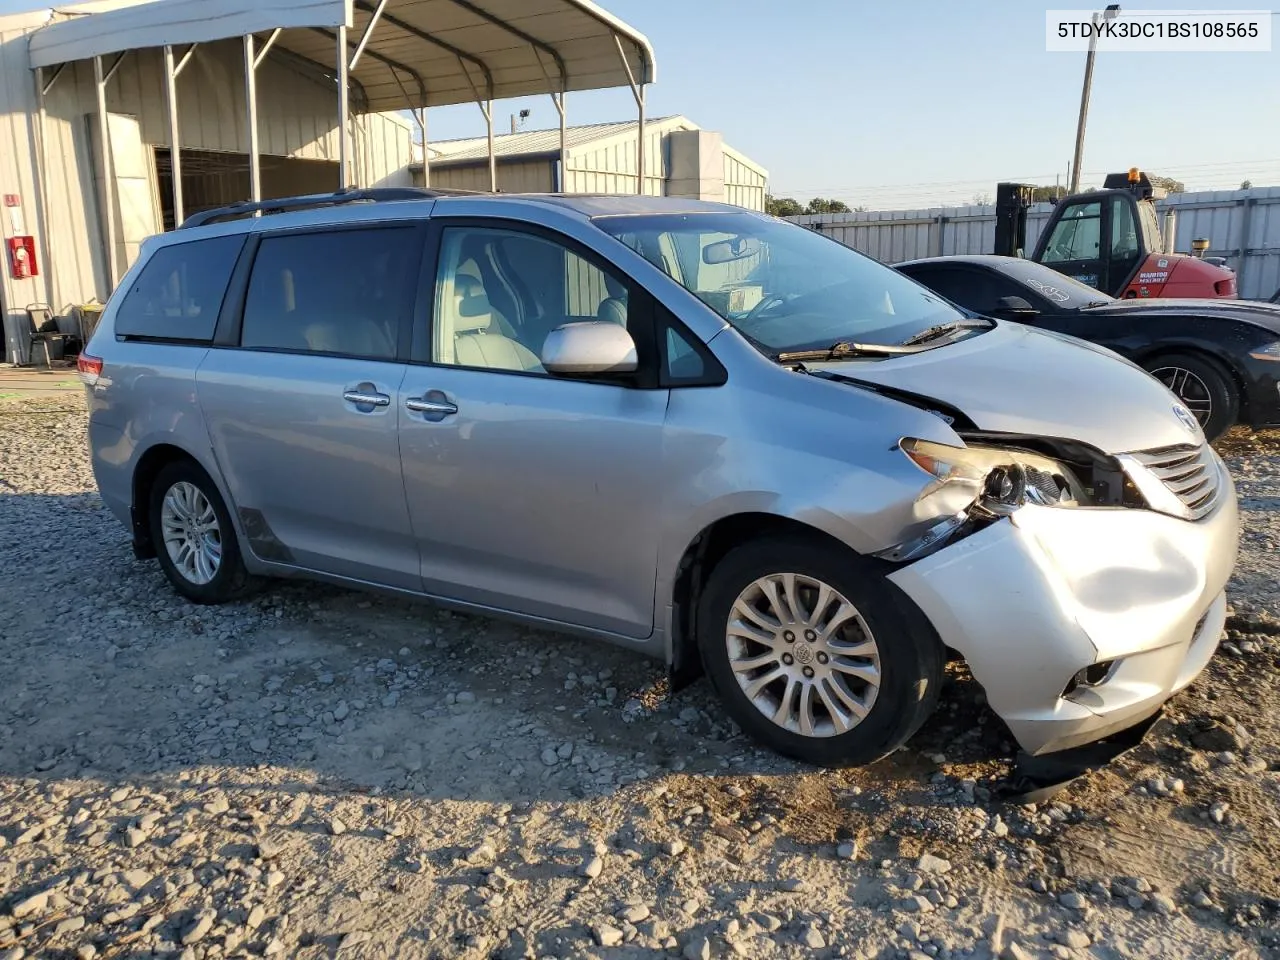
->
[178,187,483,230]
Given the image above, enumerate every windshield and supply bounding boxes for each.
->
[593,212,965,353]
[995,258,1117,307]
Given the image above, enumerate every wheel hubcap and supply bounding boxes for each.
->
[160,481,222,585]
[725,573,881,738]
[1151,366,1212,426]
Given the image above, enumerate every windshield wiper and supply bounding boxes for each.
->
[776,340,931,363]
[898,317,994,347]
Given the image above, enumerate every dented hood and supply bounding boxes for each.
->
[809,322,1200,454]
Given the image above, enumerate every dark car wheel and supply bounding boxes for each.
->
[1143,352,1239,442]
[149,460,255,604]
[696,536,944,768]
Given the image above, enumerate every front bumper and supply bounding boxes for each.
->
[888,466,1239,756]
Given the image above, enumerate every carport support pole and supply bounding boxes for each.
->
[419,108,429,187]
[163,46,185,227]
[552,92,566,192]
[636,85,645,195]
[486,100,495,191]
[93,55,120,290]
[613,34,646,196]
[338,25,352,189]
[244,35,261,203]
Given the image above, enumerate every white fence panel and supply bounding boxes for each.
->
[791,187,1280,301]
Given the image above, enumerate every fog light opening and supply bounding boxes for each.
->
[1063,660,1117,697]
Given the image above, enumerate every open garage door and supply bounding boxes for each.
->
[154,149,340,230]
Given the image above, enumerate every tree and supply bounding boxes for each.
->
[804,197,852,215]
[765,195,805,217]
[1030,185,1068,203]
[971,192,993,206]
[767,195,863,217]
[1241,179,1253,191]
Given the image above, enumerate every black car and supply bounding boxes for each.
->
[894,254,1280,441]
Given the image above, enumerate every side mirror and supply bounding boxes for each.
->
[994,295,1039,315]
[542,321,638,376]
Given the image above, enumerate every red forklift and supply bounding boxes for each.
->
[993,169,1238,300]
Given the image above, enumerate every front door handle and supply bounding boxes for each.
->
[406,395,458,416]
[343,389,391,407]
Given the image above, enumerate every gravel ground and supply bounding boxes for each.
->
[3,394,1280,960]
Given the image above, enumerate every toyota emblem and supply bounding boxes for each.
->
[1172,404,1200,434]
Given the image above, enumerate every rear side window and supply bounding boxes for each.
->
[113,235,244,341]
[240,227,420,361]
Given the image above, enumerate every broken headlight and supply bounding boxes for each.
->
[900,438,1085,516]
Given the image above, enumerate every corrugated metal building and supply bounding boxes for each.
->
[0,0,417,328]
[416,116,768,211]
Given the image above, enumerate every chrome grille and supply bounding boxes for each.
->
[1124,444,1222,521]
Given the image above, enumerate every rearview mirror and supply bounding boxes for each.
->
[542,321,638,376]
[994,295,1038,315]
[702,236,761,265]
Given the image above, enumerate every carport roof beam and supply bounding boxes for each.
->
[26,0,657,112]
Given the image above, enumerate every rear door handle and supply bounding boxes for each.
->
[405,395,458,416]
[343,389,391,407]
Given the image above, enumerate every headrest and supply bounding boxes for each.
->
[452,275,492,334]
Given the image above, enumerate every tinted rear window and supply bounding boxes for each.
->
[239,227,420,360]
[114,235,244,341]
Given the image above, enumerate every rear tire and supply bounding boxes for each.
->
[1143,352,1238,442]
[148,460,254,604]
[696,536,944,767]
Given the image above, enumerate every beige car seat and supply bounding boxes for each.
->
[448,272,543,372]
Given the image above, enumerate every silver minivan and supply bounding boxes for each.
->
[80,189,1239,767]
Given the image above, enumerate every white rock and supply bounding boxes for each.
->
[683,935,711,960]
[594,924,624,947]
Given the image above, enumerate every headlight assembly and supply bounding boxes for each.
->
[900,438,1084,516]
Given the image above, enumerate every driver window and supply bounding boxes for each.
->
[432,226,632,375]
[1041,202,1101,263]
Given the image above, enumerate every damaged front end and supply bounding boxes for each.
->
[872,428,1238,793]
[874,432,1143,564]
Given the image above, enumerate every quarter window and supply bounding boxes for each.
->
[113,235,243,341]
[240,228,419,360]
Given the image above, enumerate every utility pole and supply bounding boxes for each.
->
[1069,3,1120,194]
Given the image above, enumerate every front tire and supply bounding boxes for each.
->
[1144,352,1238,442]
[149,460,253,604]
[696,536,943,767]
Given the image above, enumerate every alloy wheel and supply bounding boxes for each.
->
[160,481,222,585]
[725,573,881,738]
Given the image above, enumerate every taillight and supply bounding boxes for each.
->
[1214,277,1236,297]
[77,353,103,387]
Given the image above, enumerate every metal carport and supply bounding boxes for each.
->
[26,0,656,268]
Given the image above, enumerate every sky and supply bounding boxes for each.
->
[3,0,1277,209]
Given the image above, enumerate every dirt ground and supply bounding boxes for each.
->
[2,393,1279,960]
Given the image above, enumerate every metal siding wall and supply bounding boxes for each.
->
[565,124,671,197]
[0,25,415,312]
[41,40,411,178]
[723,152,764,211]
[794,190,1280,300]
[425,160,554,193]
[0,20,108,317]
